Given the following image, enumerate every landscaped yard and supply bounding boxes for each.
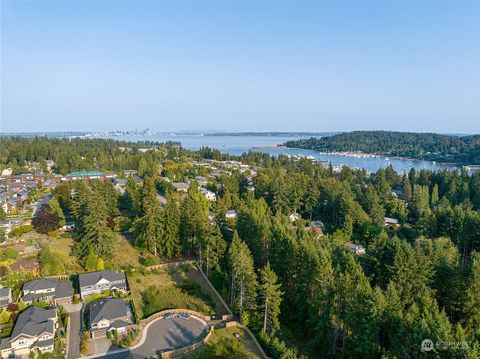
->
[128,264,215,319]
[191,326,263,359]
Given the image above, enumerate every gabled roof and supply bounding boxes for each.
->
[89,298,127,325]
[79,270,126,288]
[10,306,56,341]
[0,287,11,298]
[22,278,73,300]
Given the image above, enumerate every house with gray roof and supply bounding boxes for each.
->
[88,298,132,339]
[0,287,12,309]
[172,182,189,192]
[21,278,73,306]
[0,306,57,357]
[78,270,128,299]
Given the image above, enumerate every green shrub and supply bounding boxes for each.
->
[47,230,60,237]
[0,248,19,261]
[9,225,33,237]
[143,257,157,266]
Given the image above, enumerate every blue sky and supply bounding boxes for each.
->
[1,1,479,133]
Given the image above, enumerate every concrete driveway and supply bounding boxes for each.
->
[65,303,83,359]
[95,316,207,359]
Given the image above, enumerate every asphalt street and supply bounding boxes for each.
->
[95,316,207,359]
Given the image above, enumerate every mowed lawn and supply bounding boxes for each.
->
[128,264,215,319]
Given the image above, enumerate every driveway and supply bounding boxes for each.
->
[65,304,83,359]
[95,316,207,359]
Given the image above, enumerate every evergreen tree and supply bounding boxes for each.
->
[228,232,258,319]
[431,183,439,206]
[180,183,210,255]
[73,183,115,259]
[259,263,282,334]
[237,193,271,266]
[402,174,412,201]
[462,252,480,336]
[122,176,142,216]
[134,177,164,256]
[161,193,181,257]
[200,225,227,275]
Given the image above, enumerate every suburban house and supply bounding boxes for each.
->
[21,278,73,306]
[78,270,128,299]
[384,217,400,229]
[194,176,208,186]
[0,306,57,358]
[289,212,301,222]
[156,194,168,206]
[88,298,133,339]
[62,171,115,181]
[0,287,12,309]
[10,258,40,275]
[225,209,238,220]
[306,220,325,237]
[200,188,216,201]
[345,241,366,255]
[172,182,189,192]
[112,178,128,194]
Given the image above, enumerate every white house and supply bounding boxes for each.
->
[0,306,57,358]
[78,270,128,299]
[200,188,216,201]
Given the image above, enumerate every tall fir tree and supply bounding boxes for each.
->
[258,263,282,334]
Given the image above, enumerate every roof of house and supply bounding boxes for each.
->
[0,287,11,306]
[172,182,189,191]
[384,217,399,224]
[0,337,10,350]
[11,258,40,271]
[32,338,54,349]
[0,287,11,298]
[79,270,126,288]
[10,306,56,341]
[68,171,104,176]
[89,298,128,325]
[22,279,72,302]
[22,278,60,292]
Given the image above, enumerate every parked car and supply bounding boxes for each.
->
[178,313,190,320]
[162,313,175,320]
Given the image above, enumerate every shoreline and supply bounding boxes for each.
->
[254,145,459,168]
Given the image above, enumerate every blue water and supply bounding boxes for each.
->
[94,134,457,173]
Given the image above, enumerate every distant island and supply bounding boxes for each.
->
[207,131,336,137]
[284,131,480,165]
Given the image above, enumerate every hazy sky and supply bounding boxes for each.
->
[1,1,479,133]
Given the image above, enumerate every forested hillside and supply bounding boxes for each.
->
[284,131,480,164]
[2,137,480,358]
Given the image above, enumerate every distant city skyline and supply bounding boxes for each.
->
[1,1,479,134]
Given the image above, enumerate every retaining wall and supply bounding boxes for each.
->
[141,308,211,325]
[159,326,214,358]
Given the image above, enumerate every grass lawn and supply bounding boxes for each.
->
[47,235,83,273]
[107,234,161,270]
[191,326,263,359]
[128,264,215,319]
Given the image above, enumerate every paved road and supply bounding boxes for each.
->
[66,305,83,359]
[95,316,206,359]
